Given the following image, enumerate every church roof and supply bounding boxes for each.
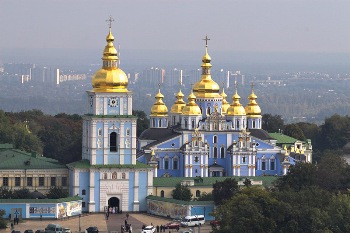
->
[249,129,274,140]
[0,144,66,170]
[0,196,82,204]
[67,159,152,169]
[146,195,213,206]
[139,128,181,150]
[268,132,298,144]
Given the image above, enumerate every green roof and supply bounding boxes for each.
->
[146,195,214,205]
[84,114,137,119]
[153,176,278,188]
[0,147,67,170]
[67,159,152,169]
[0,195,82,203]
[268,133,298,144]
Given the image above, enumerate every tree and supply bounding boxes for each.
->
[212,178,239,205]
[0,209,7,229]
[275,162,318,191]
[46,187,69,199]
[171,183,192,201]
[284,123,305,141]
[262,114,284,133]
[0,187,13,199]
[13,189,31,199]
[196,192,213,201]
[133,110,150,137]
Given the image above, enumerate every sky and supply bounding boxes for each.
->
[0,0,350,69]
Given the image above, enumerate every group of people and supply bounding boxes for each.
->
[121,219,132,233]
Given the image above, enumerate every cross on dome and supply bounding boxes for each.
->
[202,35,210,47]
[106,16,115,28]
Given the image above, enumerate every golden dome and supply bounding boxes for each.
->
[193,43,221,98]
[221,88,230,114]
[150,89,168,116]
[171,90,186,114]
[227,90,246,116]
[91,27,128,93]
[245,84,261,117]
[182,91,202,115]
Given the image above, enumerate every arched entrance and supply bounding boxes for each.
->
[108,197,120,213]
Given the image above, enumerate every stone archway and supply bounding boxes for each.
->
[108,197,120,213]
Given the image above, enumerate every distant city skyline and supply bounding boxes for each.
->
[0,0,349,71]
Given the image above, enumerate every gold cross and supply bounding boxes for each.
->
[251,82,255,91]
[202,35,210,47]
[106,16,115,28]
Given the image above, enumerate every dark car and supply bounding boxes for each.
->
[11,231,21,233]
[24,230,34,233]
[86,227,99,233]
[164,222,181,229]
[210,220,220,227]
[35,230,45,233]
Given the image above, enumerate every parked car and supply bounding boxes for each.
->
[24,230,34,233]
[86,227,98,233]
[62,228,71,233]
[35,230,45,233]
[210,220,220,227]
[164,222,181,229]
[141,225,156,233]
[11,231,21,233]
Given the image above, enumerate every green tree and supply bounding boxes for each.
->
[196,192,213,201]
[284,123,305,141]
[46,187,69,199]
[133,110,149,137]
[0,209,7,229]
[275,162,318,191]
[0,187,13,199]
[212,178,239,205]
[262,114,284,133]
[171,183,192,201]
[13,189,31,199]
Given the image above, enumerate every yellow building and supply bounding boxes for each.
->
[0,144,69,195]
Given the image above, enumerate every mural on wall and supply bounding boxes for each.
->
[29,206,56,214]
[147,200,187,219]
[57,200,82,218]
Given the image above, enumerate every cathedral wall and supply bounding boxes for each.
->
[138,171,149,211]
[128,172,135,211]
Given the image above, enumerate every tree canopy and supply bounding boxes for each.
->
[212,178,239,205]
[171,183,192,201]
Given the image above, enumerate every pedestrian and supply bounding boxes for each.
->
[156,225,159,232]
[126,213,129,220]
[8,214,11,222]
[10,223,13,230]
[125,219,128,226]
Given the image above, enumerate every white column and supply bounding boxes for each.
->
[132,120,137,164]
[88,171,96,212]
[120,122,125,164]
[133,171,140,211]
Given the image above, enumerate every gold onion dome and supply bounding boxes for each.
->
[92,27,128,92]
[150,89,168,116]
[193,39,221,98]
[171,90,186,114]
[182,91,202,115]
[221,88,230,113]
[245,85,261,116]
[227,90,246,116]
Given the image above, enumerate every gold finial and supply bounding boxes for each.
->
[158,83,162,92]
[106,16,115,28]
[251,82,255,92]
[202,35,210,47]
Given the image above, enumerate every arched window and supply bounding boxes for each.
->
[160,190,165,197]
[196,190,201,197]
[220,147,225,158]
[213,135,217,143]
[82,189,86,195]
[159,119,162,127]
[270,156,275,170]
[122,173,126,179]
[164,157,169,169]
[126,128,130,136]
[110,132,118,152]
[98,128,102,136]
[173,157,178,170]
[253,121,256,128]
[173,116,176,125]
[213,147,218,158]
[207,107,211,115]
[185,120,188,128]
[237,120,240,129]
[112,172,117,179]
[104,173,107,179]
[242,156,246,163]
[261,156,266,170]
[192,119,195,129]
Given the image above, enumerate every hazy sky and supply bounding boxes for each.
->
[1,0,349,54]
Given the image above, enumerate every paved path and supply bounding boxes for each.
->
[0,213,212,233]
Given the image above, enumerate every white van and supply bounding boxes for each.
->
[181,215,205,227]
[45,224,63,233]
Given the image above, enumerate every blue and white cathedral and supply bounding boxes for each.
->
[68,24,153,213]
[137,38,312,178]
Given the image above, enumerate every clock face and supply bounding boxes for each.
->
[109,98,118,107]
